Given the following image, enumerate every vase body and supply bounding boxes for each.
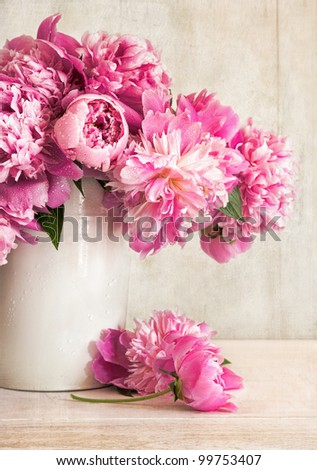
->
[0,179,130,391]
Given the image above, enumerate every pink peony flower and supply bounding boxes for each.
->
[89,310,243,412]
[177,89,240,142]
[0,216,18,265]
[172,336,242,411]
[79,31,172,113]
[54,93,129,171]
[125,310,217,394]
[200,119,296,263]
[234,118,296,232]
[92,311,216,394]
[0,21,85,118]
[0,75,51,183]
[110,93,243,256]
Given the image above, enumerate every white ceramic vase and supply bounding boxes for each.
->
[0,179,130,391]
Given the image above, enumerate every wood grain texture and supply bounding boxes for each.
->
[1,341,317,449]
[0,1,316,338]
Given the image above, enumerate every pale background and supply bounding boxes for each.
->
[1,0,316,338]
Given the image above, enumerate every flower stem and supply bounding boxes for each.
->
[70,387,171,404]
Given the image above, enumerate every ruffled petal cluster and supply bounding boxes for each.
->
[201,119,297,262]
[0,76,51,183]
[0,29,85,118]
[79,32,172,114]
[109,90,244,256]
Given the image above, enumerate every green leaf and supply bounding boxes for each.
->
[35,205,65,250]
[221,358,232,366]
[97,179,112,191]
[219,186,243,220]
[74,161,83,169]
[73,179,85,197]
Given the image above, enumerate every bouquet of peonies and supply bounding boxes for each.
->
[0,14,296,265]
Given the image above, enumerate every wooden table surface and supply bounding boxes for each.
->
[1,341,316,450]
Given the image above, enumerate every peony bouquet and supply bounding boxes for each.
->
[0,14,296,266]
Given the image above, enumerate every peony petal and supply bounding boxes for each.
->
[142,89,170,116]
[92,354,129,387]
[142,110,173,141]
[54,111,81,150]
[46,175,71,208]
[37,13,62,41]
[221,367,244,391]
[96,329,131,369]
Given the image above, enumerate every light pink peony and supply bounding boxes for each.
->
[125,310,217,394]
[54,93,129,171]
[172,336,243,411]
[0,20,85,118]
[177,89,240,142]
[111,92,243,256]
[79,31,172,113]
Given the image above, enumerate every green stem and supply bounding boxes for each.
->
[70,387,171,404]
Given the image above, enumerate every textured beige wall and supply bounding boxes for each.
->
[1,0,316,338]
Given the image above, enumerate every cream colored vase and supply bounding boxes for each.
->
[0,179,130,391]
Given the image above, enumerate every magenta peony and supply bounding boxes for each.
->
[87,310,243,412]
[54,94,129,171]
[92,329,132,388]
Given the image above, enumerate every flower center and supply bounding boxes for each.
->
[83,100,123,149]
